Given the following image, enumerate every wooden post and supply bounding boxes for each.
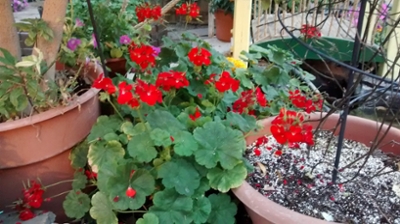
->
[361,0,378,44]
[232,0,252,66]
[0,1,21,60]
[208,4,214,38]
[378,0,400,79]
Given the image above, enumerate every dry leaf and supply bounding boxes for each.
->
[257,162,267,177]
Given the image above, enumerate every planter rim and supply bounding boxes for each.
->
[233,112,400,224]
[0,65,102,132]
[106,58,126,63]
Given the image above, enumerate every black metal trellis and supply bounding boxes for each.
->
[86,0,109,78]
[276,0,399,183]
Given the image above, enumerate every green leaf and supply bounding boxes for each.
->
[261,85,279,101]
[221,90,238,105]
[90,192,118,224]
[158,158,200,196]
[192,197,212,224]
[265,66,290,85]
[121,122,148,136]
[63,191,91,219]
[146,110,186,133]
[104,133,120,141]
[235,68,254,89]
[0,48,17,65]
[136,213,159,224]
[149,189,193,224]
[172,131,198,156]
[70,141,89,169]
[207,194,237,224]
[150,128,172,147]
[127,132,157,163]
[193,178,211,197]
[193,121,246,169]
[72,171,88,190]
[88,140,125,172]
[9,87,27,111]
[108,166,155,210]
[207,163,247,193]
[226,112,257,133]
[87,115,122,142]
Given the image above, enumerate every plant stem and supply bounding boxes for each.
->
[47,190,71,199]
[44,179,74,189]
[108,99,124,120]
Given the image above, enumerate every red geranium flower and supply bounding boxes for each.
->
[300,24,322,38]
[135,79,163,106]
[117,82,134,105]
[19,208,35,221]
[189,107,201,121]
[255,87,268,107]
[129,43,156,70]
[214,71,239,93]
[92,74,116,94]
[156,71,189,91]
[85,170,98,179]
[188,47,212,66]
[136,4,162,22]
[232,89,255,114]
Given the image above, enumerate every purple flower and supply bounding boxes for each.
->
[75,18,84,27]
[151,46,161,57]
[92,34,97,48]
[380,3,388,21]
[67,38,81,51]
[119,35,131,45]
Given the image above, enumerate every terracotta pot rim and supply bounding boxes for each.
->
[0,65,102,132]
[233,112,400,223]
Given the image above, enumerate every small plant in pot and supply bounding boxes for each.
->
[61,4,320,223]
[67,0,146,77]
[208,0,234,42]
[0,1,102,221]
[231,40,400,224]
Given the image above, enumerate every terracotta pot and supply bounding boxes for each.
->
[233,112,400,224]
[0,63,102,222]
[106,58,127,78]
[214,9,233,42]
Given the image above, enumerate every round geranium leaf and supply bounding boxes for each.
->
[63,190,90,219]
[70,141,89,169]
[127,132,157,163]
[87,115,121,142]
[136,213,159,224]
[146,110,186,133]
[90,192,118,224]
[193,121,245,169]
[172,131,198,156]
[108,164,155,210]
[192,197,212,224]
[149,188,193,224]
[158,158,201,196]
[72,170,88,190]
[88,140,125,173]
[150,128,172,147]
[207,194,237,224]
[207,163,247,193]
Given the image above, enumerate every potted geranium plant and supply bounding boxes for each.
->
[67,0,146,77]
[208,0,234,42]
[60,3,319,223]
[0,1,101,221]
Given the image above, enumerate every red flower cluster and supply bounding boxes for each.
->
[270,108,314,146]
[135,79,163,106]
[85,170,98,179]
[232,87,268,114]
[289,89,323,113]
[92,74,116,94]
[129,43,157,70]
[156,71,189,91]
[300,24,322,38]
[126,186,137,198]
[13,180,46,221]
[175,2,200,18]
[135,4,162,22]
[205,71,239,93]
[189,107,201,121]
[188,47,212,66]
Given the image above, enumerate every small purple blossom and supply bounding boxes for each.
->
[119,35,131,45]
[75,18,84,27]
[67,38,81,51]
[380,3,388,20]
[151,46,161,57]
[92,34,97,48]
